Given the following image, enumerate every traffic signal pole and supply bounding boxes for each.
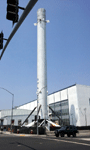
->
[0,0,38,60]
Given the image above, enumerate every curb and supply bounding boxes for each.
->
[1,130,90,137]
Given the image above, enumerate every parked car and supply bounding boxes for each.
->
[54,125,78,137]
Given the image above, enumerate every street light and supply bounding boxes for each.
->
[0,87,14,133]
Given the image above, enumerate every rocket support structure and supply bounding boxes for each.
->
[37,8,47,120]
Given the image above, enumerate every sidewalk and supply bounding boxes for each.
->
[1,130,90,137]
[0,131,46,137]
[77,130,90,137]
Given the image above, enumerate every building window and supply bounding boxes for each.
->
[49,99,70,125]
[61,100,68,106]
[18,120,22,126]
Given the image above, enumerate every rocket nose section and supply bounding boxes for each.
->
[37,8,46,21]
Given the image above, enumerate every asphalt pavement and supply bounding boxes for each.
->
[0,131,90,150]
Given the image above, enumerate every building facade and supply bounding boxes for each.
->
[0,84,90,127]
[0,109,37,126]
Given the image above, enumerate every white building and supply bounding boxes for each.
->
[0,84,90,127]
[0,109,37,126]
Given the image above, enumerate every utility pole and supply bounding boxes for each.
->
[0,87,14,133]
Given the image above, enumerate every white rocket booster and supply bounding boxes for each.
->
[37,8,47,120]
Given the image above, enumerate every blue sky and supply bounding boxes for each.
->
[0,0,90,110]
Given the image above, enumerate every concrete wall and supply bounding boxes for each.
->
[0,109,37,126]
[77,84,90,126]
[1,109,36,118]
[48,89,68,105]
[68,86,79,126]
[3,115,35,126]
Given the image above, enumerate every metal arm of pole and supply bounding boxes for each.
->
[3,38,8,41]
[0,87,14,96]
[0,0,38,60]
[18,6,26,10]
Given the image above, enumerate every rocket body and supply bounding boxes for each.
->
[37,8,47,120]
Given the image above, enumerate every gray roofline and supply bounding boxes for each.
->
[17,84,76,108]
[16,99,37,108]
[48,84,76,96]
